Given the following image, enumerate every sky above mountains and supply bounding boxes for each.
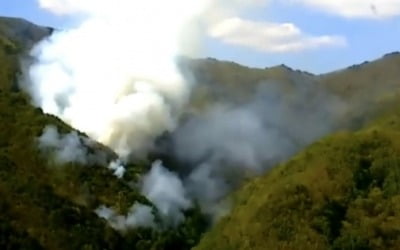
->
[1,0,400,73]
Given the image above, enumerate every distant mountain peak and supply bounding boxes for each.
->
[0,16,51,49]
[266,64,293,71]
[383,51,400,58]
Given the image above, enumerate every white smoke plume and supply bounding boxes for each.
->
[38,125,108,165]
[26,0,221,159]
[140,160,191,227]
[108,159,126,179]
[95,202,156,231]
[97,160,190,230]
[24,0,268,159]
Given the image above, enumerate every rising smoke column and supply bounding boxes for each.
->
[25,0,215,159]
[25,0,346,229]
[23,0,275,228]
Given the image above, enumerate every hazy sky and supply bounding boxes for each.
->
[1,0,400,73]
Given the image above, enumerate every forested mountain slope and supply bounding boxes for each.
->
[1,16,400,250]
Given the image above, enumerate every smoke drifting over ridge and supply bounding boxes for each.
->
[167,82,345,215]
